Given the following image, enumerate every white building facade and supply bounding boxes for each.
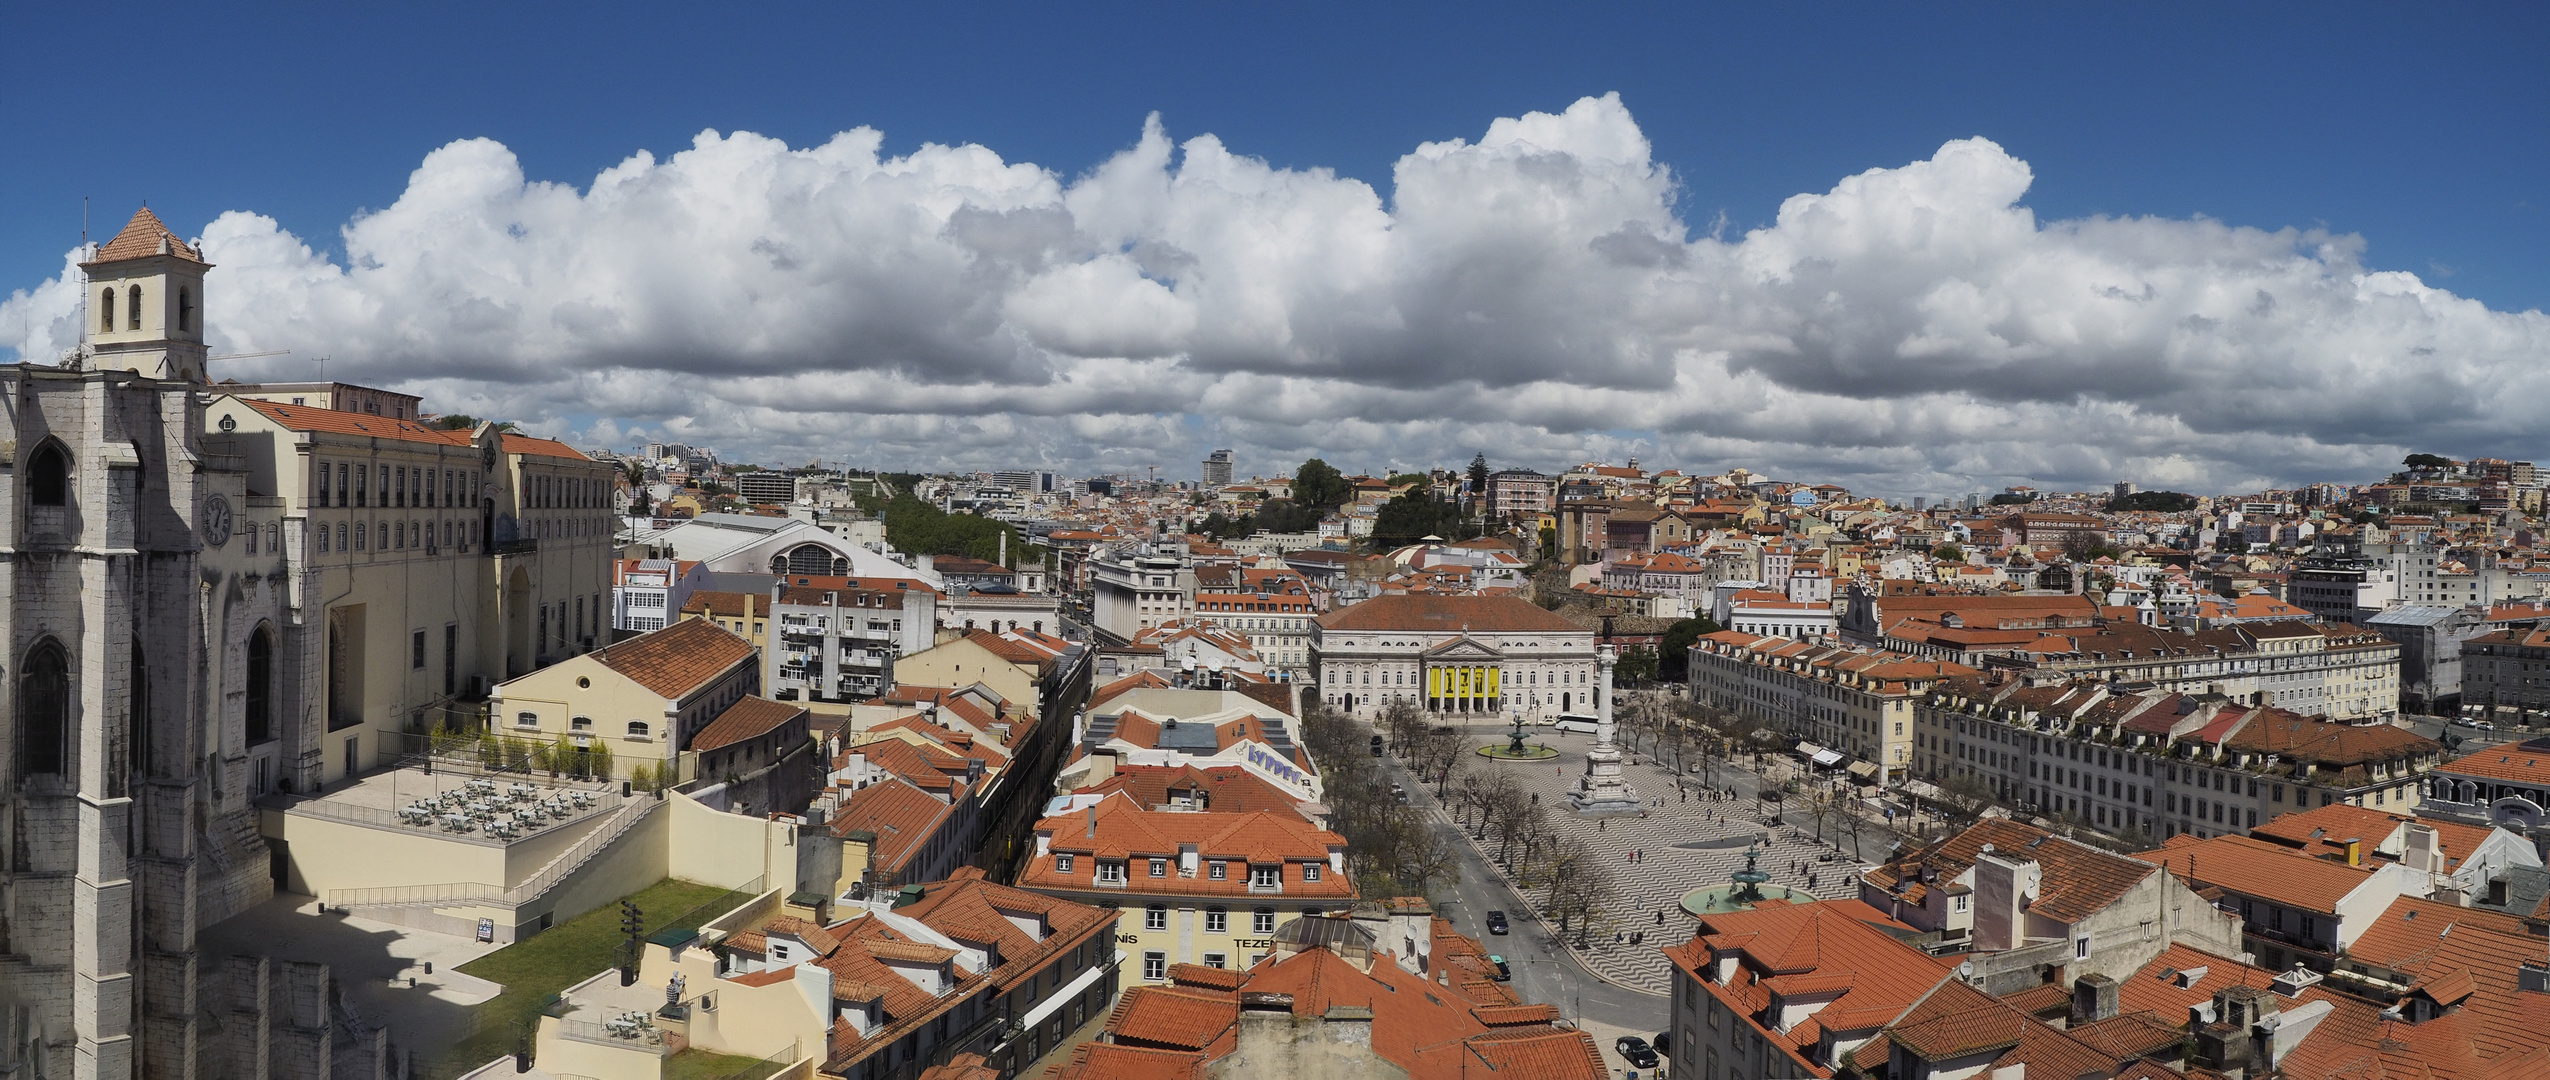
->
[1310,595,1597,720]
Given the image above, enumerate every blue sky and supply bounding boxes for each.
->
[4,4,2545,493]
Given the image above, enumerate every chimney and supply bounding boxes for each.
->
[1086,748,1118,786]
[2071,973,2120,1024]
[1085,806,1096,838]
[2341,838,2363,868]
[2403,824,2444,875]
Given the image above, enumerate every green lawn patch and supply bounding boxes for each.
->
[437,878,740,1076]
[663,1048,777,1080]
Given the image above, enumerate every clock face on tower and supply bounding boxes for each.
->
[202,493,234,548]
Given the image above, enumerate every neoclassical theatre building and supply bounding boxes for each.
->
[1309,594,1598,721]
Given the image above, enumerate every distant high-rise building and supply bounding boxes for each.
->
[1912,496,1927,511]
[1202,448,1235,487]
[736,471,799,503]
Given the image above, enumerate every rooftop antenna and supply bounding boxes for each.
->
[62,197,95,370]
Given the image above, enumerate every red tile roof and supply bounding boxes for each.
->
[689,696,806,753]
[234,398,472,446]
[585,618,756,700]
[1313,594,1586,634]
[1862,818,2154,922]
[500,432,591,462]
[2440,738,2550,786]
[1664,900,1954,1078]
[92,207,204,263]
[2134,833,2374,915]
[827,778,956,876]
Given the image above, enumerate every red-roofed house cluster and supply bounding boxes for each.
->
[1044,898,1604,1080]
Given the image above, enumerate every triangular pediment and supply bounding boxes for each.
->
[1423,637,1503,660]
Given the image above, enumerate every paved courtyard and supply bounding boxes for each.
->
[1421,722,1884,994]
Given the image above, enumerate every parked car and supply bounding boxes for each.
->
[1616,1036,1660,1069]
[1486,910,1509,935]
[1653,1032,1671,1054]
[2474,720,2499,731]
[1390,784,1409,803]
[1487,954,1511,981]
[1371,733,1386,756]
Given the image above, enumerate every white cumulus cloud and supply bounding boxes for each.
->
[6,92,2547,496]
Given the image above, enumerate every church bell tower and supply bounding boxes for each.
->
[78,207,212,383]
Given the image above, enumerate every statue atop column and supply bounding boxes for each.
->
[1568,643,1641,815]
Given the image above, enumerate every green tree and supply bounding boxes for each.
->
[2403,453,2454,469]
[1932,543,1965,562]
[1295,458,1352,512]
[873,495,1026,566]
[2106,490,2198,513]
[1657,616,1723,681]
[1468,453,1490,498]
[1254,498,1320,534]
[1372,491,1470,549]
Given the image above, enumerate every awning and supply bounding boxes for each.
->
[1796,741,1828,757]
[1846,761,1879,779]
[1811,750,1844,767]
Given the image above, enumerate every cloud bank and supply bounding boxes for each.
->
[7,93,2547,496]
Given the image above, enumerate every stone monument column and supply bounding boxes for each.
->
[1568,644,1641,814]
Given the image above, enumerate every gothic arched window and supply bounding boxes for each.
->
[247,627,275,744]
[18,639,71,778]
[177,287,194,332]
[28,443,70,506]
[101,287,115,332]
[127,285,142,331]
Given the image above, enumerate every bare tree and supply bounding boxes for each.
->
[1452,765,1491,835]
[1542,835,1619,948]
[1380,699,1428,756]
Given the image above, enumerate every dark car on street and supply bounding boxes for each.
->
[1371,733,1386,756]
[1487,954,1510,980]
[1616,1036,1660,1069]
[1485,910,1509,935]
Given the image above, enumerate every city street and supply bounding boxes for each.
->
[1374,715,1886,1019]
[2402,714,2534,754]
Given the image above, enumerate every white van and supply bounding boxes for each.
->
[1551,715,1601,736]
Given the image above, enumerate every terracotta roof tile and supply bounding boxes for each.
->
[689,696,806,753]
[2134,833,2373,915]
[232,398,473,446]
[1040,1042,1207,1080]
[91,207,205,263]
[585,618,756,700]
[500,432,590,462]
[1313,594,1587,634]
[826,778,957,875]
[1106,986,1241,1052]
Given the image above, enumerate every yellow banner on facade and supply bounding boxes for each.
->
[1427,667,1441,698]
[1487,667,1500,697]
